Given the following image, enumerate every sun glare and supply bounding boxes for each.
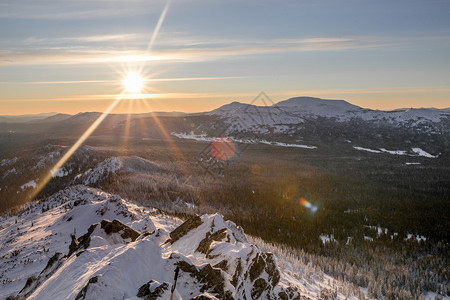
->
[123,72,144,94]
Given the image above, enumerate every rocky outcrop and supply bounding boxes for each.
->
[100,219,140,241]
[165,215,202,244]
[136,280,169,299]
[68,219,140,256]
[176,261,233,300]
[68,224,96,256]
[75,276,99,300]
[189,294,218,300]
[196,228,227,256]
[17,252,66,298]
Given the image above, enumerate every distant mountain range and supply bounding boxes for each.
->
[0,111,188,123]
[1,97,449,123]
[1,97,449,157]
[209,96,449,126]
[0,112,60,123]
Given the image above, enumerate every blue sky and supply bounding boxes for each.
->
[1,0,449,114]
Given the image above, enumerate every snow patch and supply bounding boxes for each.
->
[1,157,18,166]
[20,180,37,190]
[379,148,408,155]
[51,168,70,178]
[407,234,427,242]
[353,146,382,153]
[2,168,17,178]
[319,234,336,244]
[411,148,437,158]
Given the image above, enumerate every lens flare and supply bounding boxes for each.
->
[298,197,318,213]
[123,72,144,94]
[211,137,238,162]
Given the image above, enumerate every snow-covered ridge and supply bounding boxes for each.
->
[0,185,365,300]
[75,156,167,186]
[77,157,123,185]
[20,180,37,190]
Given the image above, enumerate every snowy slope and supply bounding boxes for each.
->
[0,185,367,300]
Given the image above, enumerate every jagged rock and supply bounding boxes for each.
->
[68,223,96,256]
[248,253,266,282]
[68,219,140,257]
[189,294,218,300]
[166,215,202,244]
[18,276,38,297]
[264,253,280,286]
[17,252,67,298]
[278,291,289,300]
[285,286,302,300]
[176,261,232,299]
[75,276,99,300]
[73,199,87,206]
[136,280,169,299]
[196,228,227,255]
[40,252,65,275]
[251,278,268,299]
[213,260,228,272]
[231,258,242,288]
[6,296,26,300]
[100,219,140,241]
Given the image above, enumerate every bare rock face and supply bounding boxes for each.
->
[196,228,227,255]
[175,261,233,300]
[136,280,169,299]
[166,215,202,244]
[17,252,67,299]
[264,253,280,287]
[68,219,140,256]
[100,219,140,241]
[75,276,99,300]
[251,278,268,299]
[189,294,218,300]
[249,253,266,282]
[68,224,96,256]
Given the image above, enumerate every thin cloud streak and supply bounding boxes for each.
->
[6,87,450,103]
[0,1,159,20]
[0,76,243,85]
[0,36,387,66]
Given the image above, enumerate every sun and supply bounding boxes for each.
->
[123,72,144,94]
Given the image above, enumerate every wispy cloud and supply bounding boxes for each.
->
[0,0,161,20]
[275,87,450,98]
[0,36,387,66]
[0,76,243,85]
[7,86,450,103]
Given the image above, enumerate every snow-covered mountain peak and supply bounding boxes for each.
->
[275,96,363,112]
[208,101,255,114]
